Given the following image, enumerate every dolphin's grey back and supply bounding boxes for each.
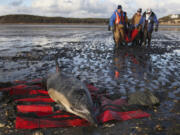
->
[47,72,94,110]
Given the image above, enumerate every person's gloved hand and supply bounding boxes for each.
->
[108,25,113,31]
[135,24,139,28]
[155,27,158,32]
[135,24,141,29]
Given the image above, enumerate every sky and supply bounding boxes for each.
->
[0,0,179,18]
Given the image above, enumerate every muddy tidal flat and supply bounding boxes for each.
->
[0,25,180,135]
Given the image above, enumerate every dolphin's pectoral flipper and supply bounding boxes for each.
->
[48,88,72,112]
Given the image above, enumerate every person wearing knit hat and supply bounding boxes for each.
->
[117,5,122,9]
[108,5,128,49]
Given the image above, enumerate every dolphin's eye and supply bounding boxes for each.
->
[73,89,86,103]
[75,89,85,96]
[70,107,75,111]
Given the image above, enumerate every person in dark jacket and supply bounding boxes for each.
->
[108,5,128,49]
[138,8,159,46]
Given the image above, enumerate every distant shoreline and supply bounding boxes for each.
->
[0,23,107,25]
[0,14,108,25]
[0,23,180,27]
[159,24,180,26]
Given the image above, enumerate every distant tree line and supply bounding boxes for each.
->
[0,14,109,24]
[1,14,178,25]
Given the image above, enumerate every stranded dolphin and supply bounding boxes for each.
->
[47,58,97,125]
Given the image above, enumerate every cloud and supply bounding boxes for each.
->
[0,0,179,18]
[134,0,180,17]
[10,0,23,6]
[30,0,125,18]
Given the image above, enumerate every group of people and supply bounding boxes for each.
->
[109,5,159,48]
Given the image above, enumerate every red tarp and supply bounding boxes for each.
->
[2,79,150,129]
[125,28,139,43]
[16,116,89,129]
[17,105,53,113]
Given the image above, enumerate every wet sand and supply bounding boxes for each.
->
[0,25,180,135]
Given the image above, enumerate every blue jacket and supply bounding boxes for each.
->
[139,12,159,32]
[109,10,127,27]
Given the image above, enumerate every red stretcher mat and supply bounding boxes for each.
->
[125,28,139,43]
[1,79,150,129]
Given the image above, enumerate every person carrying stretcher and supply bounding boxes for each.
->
[131,8,143,46]
[108,5,128,49]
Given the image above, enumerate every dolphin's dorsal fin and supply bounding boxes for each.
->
[55,55,61,73]
[55,59,60,73]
